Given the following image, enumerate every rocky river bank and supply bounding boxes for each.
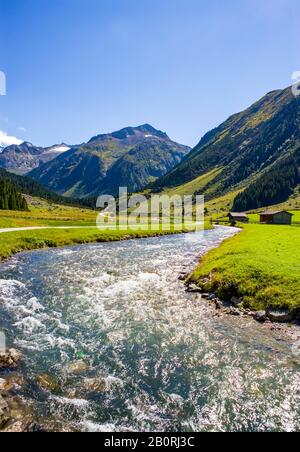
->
[0,349,33,432]
[184,277,300,344]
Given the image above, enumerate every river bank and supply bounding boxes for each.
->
[184,284,300,343]
[188,223,300,321]
[0,218,215,262]
[0,227,191,262]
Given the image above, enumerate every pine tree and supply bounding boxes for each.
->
[0,178,29,211]
[233,147,300,211]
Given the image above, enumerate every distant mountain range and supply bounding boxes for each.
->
[152,86,300,211]
[1,87,299,211]
[29,124,190,198]
[0,142,71,175]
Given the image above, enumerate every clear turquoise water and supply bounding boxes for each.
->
[0,227,300,432]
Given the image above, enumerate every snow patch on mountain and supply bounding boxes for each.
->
[45,145,70,154]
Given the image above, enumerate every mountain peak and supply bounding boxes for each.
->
[30,125,190,198]
[88,124,169,144]
[21,141,35,147]
[2,141,37,151]
[135,124,168,139]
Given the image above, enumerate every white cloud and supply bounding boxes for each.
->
[18,127,27,132]
[0,130,22,147]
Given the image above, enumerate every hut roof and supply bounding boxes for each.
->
[229,212,248,218]
[260,210,293,217]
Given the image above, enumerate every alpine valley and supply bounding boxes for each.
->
[28,124,190,198]
[1,87,299,210]
[1,86,300,434]
[2,0,300,434]
[152,86,300,212]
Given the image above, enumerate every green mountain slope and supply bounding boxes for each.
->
[233,145,300,211]
[0,168,95,209]
[29,125,190,198]
[152,87,300,210]
[97,136,189,194]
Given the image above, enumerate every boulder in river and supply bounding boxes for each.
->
[36,374,60,392]
[83,378,109,394]
[0,395,10,429]
[1,421,28,432]
[231,297,243,307]
[0,378,6,392]
[228,307,241,316]
[2,373,27,392]
[214,299,223,310]
[186,283,202,293]
[266,309,294,323]
[0,349,22,370]
[254,311,267,323]
[67,360,89,375]
[26,420,77,432]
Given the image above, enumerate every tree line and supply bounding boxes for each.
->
[0,178,28,211]
[233,148,300,211]
[0,168,96,209]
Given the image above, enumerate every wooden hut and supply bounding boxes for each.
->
[228,212,249,223]
[260,210,293,225]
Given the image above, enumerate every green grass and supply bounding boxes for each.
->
[291,210,300,222]
[0,227,186,261]
[205,189,242,213]
[0,196,98,228]
[0,194,213,260]
[190,224,300,311]
[0,216,97,228]
[247,210,300,224]
[0,220,212,261]
[162,168,222,197]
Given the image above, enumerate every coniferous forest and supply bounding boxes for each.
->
[0,168,96,209]
[0,177,29,211]
[233,147,300,211]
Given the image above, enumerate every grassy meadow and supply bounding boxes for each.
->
[0,227,193,261]
[191,223,300,311]
[247,210,300,224]
[0,196,98,228]
[0,195,213,260]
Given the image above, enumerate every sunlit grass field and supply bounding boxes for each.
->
[0,220,213,261]
[191,223,300,311]
[0,193,212,259]
[162,168,222,197]
[0,197,98,228]
[0,227,186,261]
[247,210,300,224]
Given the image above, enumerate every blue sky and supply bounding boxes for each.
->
[0,0,299,148]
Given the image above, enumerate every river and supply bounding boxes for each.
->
[0,227,300,432]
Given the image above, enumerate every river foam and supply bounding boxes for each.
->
[1,227,300,432]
